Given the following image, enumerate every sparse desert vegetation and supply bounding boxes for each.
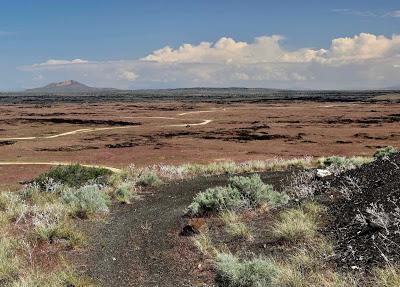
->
[0,164,141,286]
[1,149,399,286]
[182,149,400,287]
[0,94,398,286]
[186,174,289,216]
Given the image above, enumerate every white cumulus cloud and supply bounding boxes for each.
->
[142,33,400,66]
[20,33,400,89]
[387,10,400,17]
[32,59,89,67]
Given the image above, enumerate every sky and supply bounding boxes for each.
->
[0,0,399,91]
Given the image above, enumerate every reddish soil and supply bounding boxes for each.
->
[0,101,399,186]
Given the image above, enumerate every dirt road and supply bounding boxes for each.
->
[0,109,223,141]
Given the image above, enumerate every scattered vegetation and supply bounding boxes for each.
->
[62,184,110,218]
[0,149,394,286]
[34,164,112,188]
[186,150,399,286]
[137,170,163,187]
[373,146,398,160]
[318,155,373,171]
[192,232,219,257]
[114,181,136,204]
[272,207,319,243]
[128,157,315,181]
[215,253,278,287]
[0,236,20,282]
[220,211,253,241]
[0,164,131,286]
[186,174,289,216]
[372,265,400,287]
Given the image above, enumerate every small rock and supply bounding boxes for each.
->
[180,225,199,236]
[316,169,332,178]
[180,218,206,236]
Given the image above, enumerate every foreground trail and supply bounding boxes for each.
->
[73,172,288,287]
[73,176,227,286]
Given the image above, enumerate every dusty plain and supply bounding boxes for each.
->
[0,96,399,187]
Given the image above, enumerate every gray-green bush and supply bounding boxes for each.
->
[187,186,242,216]
[114,182,136,204]
[187,174,288,216]
[215,253,278,287]
[61,185,110,218]
[137,171,163,187]
[34,164,112,188]
[230,174,289,206]
[374,146,398,160]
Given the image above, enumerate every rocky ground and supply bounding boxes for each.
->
[68,153,400,286]
[321,153,400,271]
[70,171,291,286]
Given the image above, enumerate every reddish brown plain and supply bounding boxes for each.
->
[0,101,399,187]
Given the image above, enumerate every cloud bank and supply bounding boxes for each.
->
[21,33,400,89]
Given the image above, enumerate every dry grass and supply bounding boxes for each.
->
[219,210,253,241]
[192,232,221,258]
[272,208,318,243]
[372,265,400,287]
[0,236,20,282]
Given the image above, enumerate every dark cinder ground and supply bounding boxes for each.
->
[71,172,289,287]
[72,175,228,286]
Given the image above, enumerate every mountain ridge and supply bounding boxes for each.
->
[25,80,117,94]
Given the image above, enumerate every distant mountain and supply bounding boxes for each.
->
[388,84,400,90]
[25,80,117,94]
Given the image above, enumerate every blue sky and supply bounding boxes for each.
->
[1,0,399,90]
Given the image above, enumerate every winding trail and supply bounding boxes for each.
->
[73,171,288,286]
[165,119,213,127]
[177,109,223,116]
[0,109,225,171]
[0,109,223,141]
[0,126,132,141]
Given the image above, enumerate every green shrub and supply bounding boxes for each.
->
[187,175,288,216]
[187,186,242,216]
[320,156,350,168]
[30,203,85,247]
[31,222,85,248]
[215,253,278,287]
[0,192,27,222]
[34,164,113,188]
[374,146,398,160]
[319,156,373,170]
[137,171,163,187]
[62,185,110,218]
[115,182,136,204]
[230,174,289,207]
